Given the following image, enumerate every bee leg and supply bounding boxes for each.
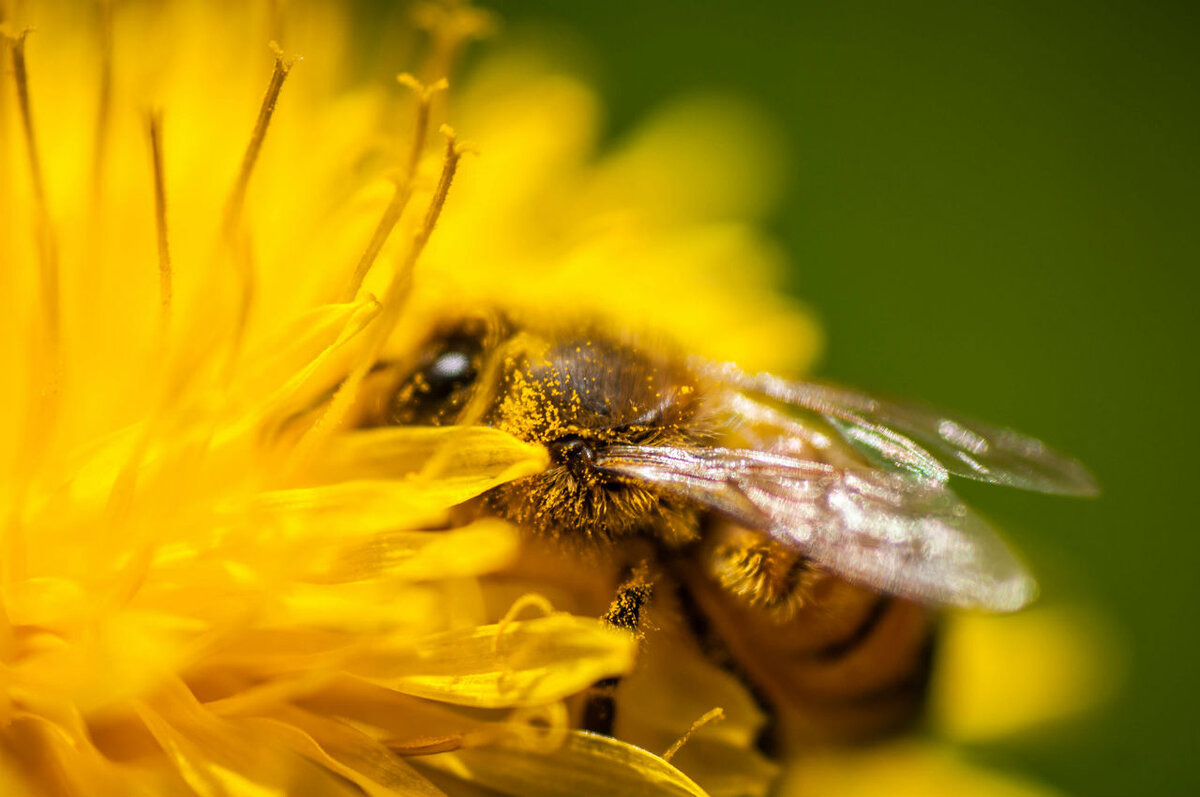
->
[581,681,621,736]
[602,560,655,635]
[581,562,655,736]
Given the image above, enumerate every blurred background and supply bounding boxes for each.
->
[369,2,1196,795]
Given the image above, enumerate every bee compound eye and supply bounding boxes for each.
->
[424,349,477,398]
[388,331,485,426]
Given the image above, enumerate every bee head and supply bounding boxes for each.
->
[383,316,709,543]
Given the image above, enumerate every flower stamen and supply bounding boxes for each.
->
[5,27,60,382]
[267,0,287,44]
[225,41,296,235]
[222,41,297,366]
[91,0,114,202]
[147,109,172,329]
[4,26,60,587]
[662,707,726,763]
[341,74,448,302]
[413,1,496,87]
[288,126,469,473]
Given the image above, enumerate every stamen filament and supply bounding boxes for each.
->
[147,109,173,327]
[4,29,61,587]
[223,43,295,363]
[7,30,46,207]
[267,0,286,45]
[363,127,469,362]
[225,43,294,231]
[414,3,495,90]
[7,29,59,364]
[340,74,447,301]
[91,0,114,200]
[662,707,726,762]
[288,128,468,473]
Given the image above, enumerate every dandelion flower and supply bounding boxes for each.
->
[0,1,1105,796]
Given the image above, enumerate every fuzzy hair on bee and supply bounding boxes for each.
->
[351,309,1097,744]
[363,314,720,546]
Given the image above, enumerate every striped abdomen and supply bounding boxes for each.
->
[678,522,938,745]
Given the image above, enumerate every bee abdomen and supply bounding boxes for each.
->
[782,598,936,741]
[682,527,938,744]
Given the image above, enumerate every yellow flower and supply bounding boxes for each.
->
[0,1,1107,795]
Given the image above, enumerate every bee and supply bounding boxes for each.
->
[354,311,1097,745]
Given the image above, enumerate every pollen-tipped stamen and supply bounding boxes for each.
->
[225,42,296,232]
[222,42,296,367]
[341,74,448,301]
[413,1,496,89]
[288,127,470,474]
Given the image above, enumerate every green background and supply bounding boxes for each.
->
[377,2,1198,795]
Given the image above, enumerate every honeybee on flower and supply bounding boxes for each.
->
[0,1,1108,796]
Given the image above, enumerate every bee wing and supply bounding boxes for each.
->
[596,444,1037,611]
[703,362,1098,496]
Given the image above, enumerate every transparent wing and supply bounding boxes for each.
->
[703,362,1098,496]
[719,390,949,481]
[596,444,1037,611]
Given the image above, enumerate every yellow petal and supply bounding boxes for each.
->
[135,680,359,797]
[231,298,382,425]
[357,614,635,709]
[613,618,777,797]
[242,709,446,797]
[616,623,766,749]
[252,427,548,527]
[2,711,165,797]
[265,582,441,635]
[4,577,89,627]
[320,520,521,582]
[930,607,1120,741]
[777,741,1063,797]
[293,675,492,746]
[588,95,787,224]
[11,612,186,716]
[422,730,710,797]
[666,738,778,797]
[305,425,548,485]
[226,481,448,542]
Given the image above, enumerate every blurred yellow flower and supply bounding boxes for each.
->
[0,1,1106,795]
